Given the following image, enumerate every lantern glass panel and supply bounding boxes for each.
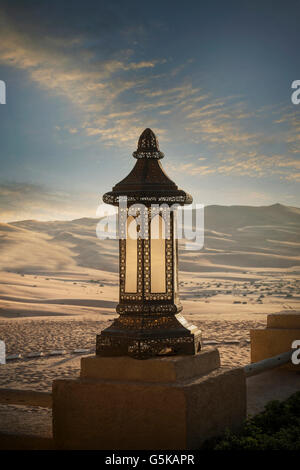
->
[125,216,138,293]
[150,214,166,293]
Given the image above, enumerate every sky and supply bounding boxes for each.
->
[0,0,299,221]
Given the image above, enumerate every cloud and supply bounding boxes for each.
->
[0,4,299,184]
[273,110,300,154]
[167,152,300,182]
[166,162,216,176]
[0,8,167,148]
[182,97,265,147]
[0,182,99,222]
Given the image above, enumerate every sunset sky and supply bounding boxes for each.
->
[0,0,299,221]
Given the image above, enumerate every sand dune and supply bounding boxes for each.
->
[0,204,299,390]
[204,203,300,232]
[0,203,299,320]
[0,204,298,275]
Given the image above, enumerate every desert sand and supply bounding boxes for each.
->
[0,203,299,391]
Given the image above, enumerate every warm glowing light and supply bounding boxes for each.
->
[150,214,166,293]
[125,216,137,293]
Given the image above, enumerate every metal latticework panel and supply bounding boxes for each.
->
[97,129,202,359]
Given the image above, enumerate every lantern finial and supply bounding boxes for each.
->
[133,128,164,159]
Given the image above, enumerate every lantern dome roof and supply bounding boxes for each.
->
[103,128,192,206]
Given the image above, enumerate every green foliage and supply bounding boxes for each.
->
[202,392,300,450]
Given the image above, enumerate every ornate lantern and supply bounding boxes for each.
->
[96,128,202,358]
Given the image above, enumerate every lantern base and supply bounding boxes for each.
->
[96,313,202,359]
[52,349,247,449]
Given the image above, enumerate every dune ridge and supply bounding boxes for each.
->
[0,203,298,275]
